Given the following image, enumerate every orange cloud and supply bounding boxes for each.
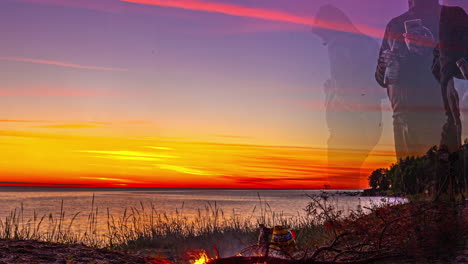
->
[35,124,99,129]
[121,0,384,39]
[145,146,173,150]
[0,125,395,189]
[0,120,114,125]
[0,88,112,97]
[212,135,253,139]
[0,130,81,140]
[0,129,114,141]
[90,155,162,162]
[221,175,328,186]
[78,150,178,159]
[158,164,214,176]
[79,176,141,183]
[0,57,129,72]
[0,119,45,123]
[0,181,86,186]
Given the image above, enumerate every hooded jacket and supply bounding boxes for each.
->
[376,5,446,115]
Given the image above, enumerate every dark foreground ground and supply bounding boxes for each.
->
[0,238,465,264]
[0,239,148,264]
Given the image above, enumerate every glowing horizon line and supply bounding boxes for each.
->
[79,176,141,183]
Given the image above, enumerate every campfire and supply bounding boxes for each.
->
[193,250,212,264]
[188,249,214,264]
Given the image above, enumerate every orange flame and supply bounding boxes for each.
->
[187,250,213,264]
[194,253,211,264]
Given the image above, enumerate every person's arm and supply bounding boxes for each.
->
[432,44,442,82]
[375,25,392,88]
[375,22,400,88]
[439,6,468,80]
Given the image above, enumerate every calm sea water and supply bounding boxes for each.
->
[0,188,404,230]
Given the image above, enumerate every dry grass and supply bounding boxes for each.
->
[0,193,335,257]
[3,191,461,264]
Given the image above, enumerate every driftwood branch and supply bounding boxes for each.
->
[309,232,352,259]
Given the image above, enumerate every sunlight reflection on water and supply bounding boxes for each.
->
[0,188,406,243]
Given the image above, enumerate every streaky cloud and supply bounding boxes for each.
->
[89,155,162,162]
[121,0,384,39]
[0,181,92,187]
[79,177,141,183]
[145,146,173,150]
[0,88,112,97]
[0,57,129,72]
[0,119,47,123]
[35,124,99,129]
[158,164,213,176]
[78,150,178,159]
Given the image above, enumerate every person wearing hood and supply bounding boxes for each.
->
[376,0,449,159]
[313,5,385,188]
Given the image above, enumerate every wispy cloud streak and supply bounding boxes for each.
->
[79,177,141,183]
[0,88,111,97]
[0,57,129,72]
[121,0,384,38]
[78,150,177,159]
[35,124,98,129]
[158,164,213,175]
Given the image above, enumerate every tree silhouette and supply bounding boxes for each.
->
[372,143,468,197]
[368,168,390,190]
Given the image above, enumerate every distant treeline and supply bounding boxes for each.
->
[368,143,468,197]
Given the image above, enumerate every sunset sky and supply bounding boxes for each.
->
[1,0,465,189]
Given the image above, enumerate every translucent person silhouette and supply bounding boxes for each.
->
[376,0,448,160]
[432,1,468,150]
[454,79,468,140]
[313,5,385,189]
[441,0,468,11]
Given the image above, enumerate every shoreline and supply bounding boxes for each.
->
[0,199,463,264]
[0,192,462,264]
[0,186,366,192]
